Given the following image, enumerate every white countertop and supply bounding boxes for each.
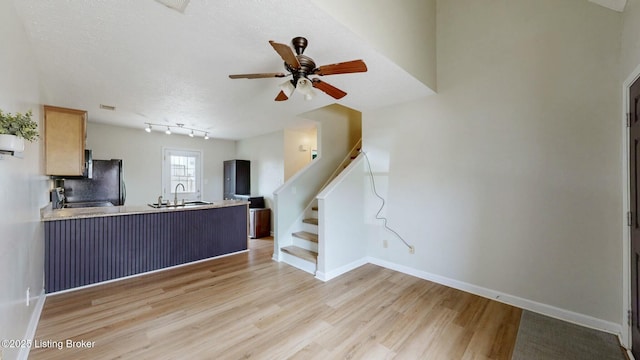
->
[41,200,249,221]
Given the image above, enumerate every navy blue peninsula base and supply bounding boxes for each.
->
[42,201,249,293]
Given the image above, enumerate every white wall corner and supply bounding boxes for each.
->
[315,257,368,282]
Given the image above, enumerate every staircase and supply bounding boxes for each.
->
[278,141,361,275]
[280,204,319,273]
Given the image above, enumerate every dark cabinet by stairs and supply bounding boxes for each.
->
[249,208,270,238]
[224,160,250,200]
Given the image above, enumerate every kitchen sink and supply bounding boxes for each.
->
[63,201,115,208]
[184,200,212,206]
[147,200,212,208]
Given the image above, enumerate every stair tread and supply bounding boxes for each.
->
[292,231,318,243]
[281,246,317,263]
[311,206,318,211]
[302,218,318,225]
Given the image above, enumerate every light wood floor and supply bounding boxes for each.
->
[30,239,521,360]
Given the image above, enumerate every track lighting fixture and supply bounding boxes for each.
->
[144,122,211,139]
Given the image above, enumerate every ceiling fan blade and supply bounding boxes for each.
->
[228,73,287,79]
[269,41,300,69]
[312,79,347,99]
[275,90,289,101]
[313,59,367,76]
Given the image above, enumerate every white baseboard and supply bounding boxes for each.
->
[367,257,622,337]
[18,288,46,360]
[627,348,635,360]
[316,258,368,282]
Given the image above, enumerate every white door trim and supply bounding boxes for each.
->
[622,63,640,349]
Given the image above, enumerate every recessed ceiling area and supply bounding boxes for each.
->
[588,0,627,12]
[11,0,434,140]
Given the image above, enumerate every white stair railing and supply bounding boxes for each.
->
[319,139,362,193]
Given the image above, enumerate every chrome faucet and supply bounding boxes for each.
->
[174,183,185,206]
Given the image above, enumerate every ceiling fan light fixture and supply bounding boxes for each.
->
[228,37,367,102]
[145,124,152,133]
[165,127,172,135]
[296,78,315,100]
[279,80,295,98]
[204,133,209,140]
[189,130,194,138]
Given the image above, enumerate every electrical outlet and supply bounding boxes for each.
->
[383,239,388,248]
[26,287,30,306]
[409,246,415,254]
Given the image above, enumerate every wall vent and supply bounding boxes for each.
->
[154,0,190,13]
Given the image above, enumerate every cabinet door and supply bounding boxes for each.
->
[44,105,87,176]
[235,160,250,195]
[223,160,235,199]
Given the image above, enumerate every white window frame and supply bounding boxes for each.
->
[161,147,203,203]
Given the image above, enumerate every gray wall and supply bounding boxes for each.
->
[364,0,623,327]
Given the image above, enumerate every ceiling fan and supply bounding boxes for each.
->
[228,36,367,101]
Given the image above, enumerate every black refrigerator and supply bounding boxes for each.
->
[63,159,126,206]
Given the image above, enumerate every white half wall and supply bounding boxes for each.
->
[316,157,368,280]
[364,0,623,327]
[0,1,48,359]
[86,122,236,205]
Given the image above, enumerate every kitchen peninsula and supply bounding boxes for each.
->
[41,200,249,293]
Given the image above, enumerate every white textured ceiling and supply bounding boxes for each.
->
[11,0,433,140]
[588,0,627,12]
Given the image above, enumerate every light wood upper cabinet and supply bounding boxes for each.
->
[44,105,87,176]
